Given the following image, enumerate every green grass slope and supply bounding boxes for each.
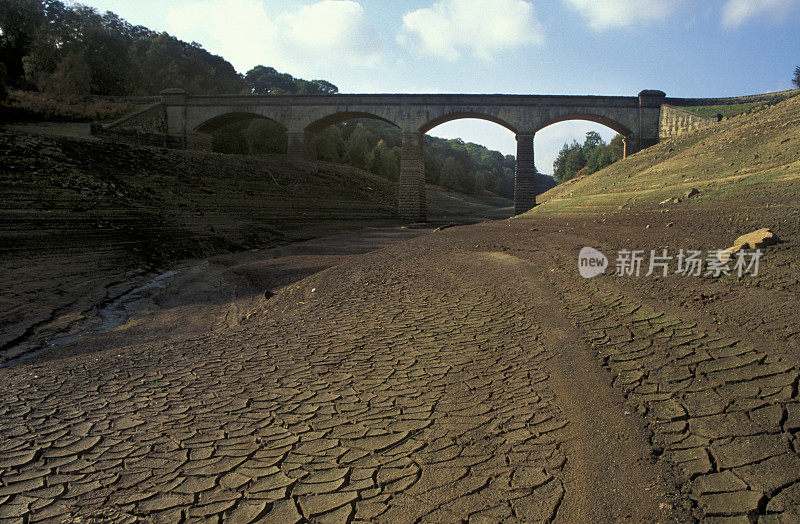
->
[533,93,800,220]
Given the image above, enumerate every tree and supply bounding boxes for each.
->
[344,123,371,169]
[316,126,345,162]
[582,131,602,152]
[0,64,7,101]
[245,66,295,94]
[793,66,800,89]
[439,157,460,191]
[554,131,625,183]
[0,0,44,88]
[553,140,582,182]
[245,118,286,154]
[45,52,91,94]
[245,65,338,95]
[369,139,399,180]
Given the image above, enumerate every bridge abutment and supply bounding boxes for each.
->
[514,134,536,215]
[287,131,318,173]
[399,132,426,222]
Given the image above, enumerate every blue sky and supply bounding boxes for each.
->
[74,0,800,172]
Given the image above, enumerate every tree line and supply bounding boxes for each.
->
[213,118,517,198]
[553,131,623,183]
[0,1,339,97]
[0,0,518,197]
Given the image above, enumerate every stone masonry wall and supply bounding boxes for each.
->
[659,105,721,140]
[92,103,170,147]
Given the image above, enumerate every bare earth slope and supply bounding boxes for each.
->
[0,95,799,522]
[0,132,398,363]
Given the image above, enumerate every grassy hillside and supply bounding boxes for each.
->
[528,93,800,292]
[534,93,800,219]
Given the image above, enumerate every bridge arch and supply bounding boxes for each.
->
[419,112,518,135]
[305,111,400,134]
[193,111,287,135]
[190,112,288,155]
[534,112,633,137]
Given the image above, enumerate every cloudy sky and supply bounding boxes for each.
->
[75,0,800,172]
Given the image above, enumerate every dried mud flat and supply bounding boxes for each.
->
[2,206,799,523]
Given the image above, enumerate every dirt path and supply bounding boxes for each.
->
[1,215,798,522]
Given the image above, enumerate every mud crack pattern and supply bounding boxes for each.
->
[555,277,800,522]
[0,244,568,523]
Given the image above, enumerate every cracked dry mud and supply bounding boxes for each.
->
[1,216,797,522]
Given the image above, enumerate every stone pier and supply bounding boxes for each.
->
[399,132,426,222]
[287,131,318,173]
[514,134,536,215]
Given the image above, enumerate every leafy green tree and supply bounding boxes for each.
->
[245,65,338,95]
[369,139,399,180]
[554,131,624,183]
[582,131,602,152]
[0,0,44,88]
[6,1,244,95]
[45,52,91,94]
[439,157,460,191]
[316,126,345,162]
[344,123,371,169]
[554,140,581,182]
[245,119,286,154]
[793,66,800,89]
[245,66,295,94]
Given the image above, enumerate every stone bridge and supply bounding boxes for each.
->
[100,89,667,220]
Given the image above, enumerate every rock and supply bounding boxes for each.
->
[685,187,700,199]
[733,228,780,249]
[718,228,780,263]
[659,198,672,205]
[264,290,275,299]
[717,246,741,263]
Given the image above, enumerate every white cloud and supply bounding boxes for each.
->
[561,0,679,31]
[165,0,382,75]
[721,0,800,27]
[398,0,544,60]
[278,1,382,67]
